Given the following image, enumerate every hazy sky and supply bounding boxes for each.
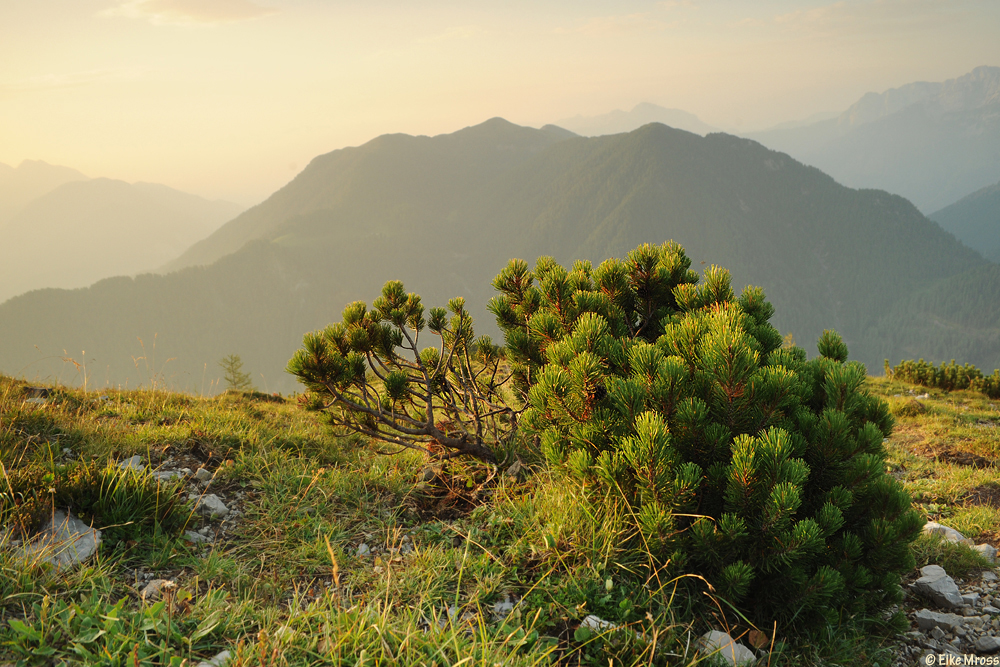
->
[2,0,998,205]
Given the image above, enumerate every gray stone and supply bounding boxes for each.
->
[976,544,998,563]
[963,592,980,606]
[153,470,184,482]
[140,579,174,601]
[581,615,616,633]
[118,455,143,471]
[17,511,101,570]
[984,571,998,582]
[184,530,210,544]
[985,606,1000,614]
[493,598,515,618]
[976,635,1000,654]
[931,626,946,640]
[913,565,964,608]
[356,543,371,557]
[191,494,229,519]
[923,522,975,546]
[195,468,213,482]
[195,650,231,667]
[699,630,756,666]
[914,609,966,632]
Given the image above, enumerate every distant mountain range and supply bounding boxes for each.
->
[553,103,717,137]
[0,162,243,303]
[0,160,88,222]
[930,179,1000,264]
[1,119,995,393]
[746,66,1000,213]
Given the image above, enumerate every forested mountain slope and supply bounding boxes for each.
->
[1,119,995,393]
[930,180,1000,263]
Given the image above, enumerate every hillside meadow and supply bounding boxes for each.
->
[2,367,999,665]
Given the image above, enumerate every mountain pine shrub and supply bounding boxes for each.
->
[286,282,511,462]
[887,358,1000,399]
[490,241,922,630]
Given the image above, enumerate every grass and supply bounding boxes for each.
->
[2,372,995,665]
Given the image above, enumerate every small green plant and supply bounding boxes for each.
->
[219,354,254,392]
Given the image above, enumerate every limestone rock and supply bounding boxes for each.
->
[923,522,974,546]
[184,530,210,544]
[118,455,143,471]
[493,597,515,618]
[976,635,1000,654]
[976,544,998,563]
[18,511,101,570]
[913,564,964,608]
[196,650,231,667]
[195,467,213,482]
[153,470,185,482]
[190,494,229,519]
[580,615,616,633]
[699,630,756,666]
[914,609,966,632]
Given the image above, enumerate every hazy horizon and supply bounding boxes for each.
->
[3,0,999,206]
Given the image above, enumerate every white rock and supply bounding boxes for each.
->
[985,606,1000,614]
[976,544,998,563]
[914,609,967,632]
[931,626,947,640]
[184,530,210,544]
[18,511,101,570]
[153,470,184,482]
[923,522,975,546]
[357,543,371,557]
[192,494,229,519]
[196,650,231,667]
[984,571,998,582]
[195,468,213,482]
[581,615,616,633]
[699,630,756,666]
[963,593,980,606]
[493,598,515,617]
[118,455,143,471]
[976,635,1000,654]
[913,565,964,608]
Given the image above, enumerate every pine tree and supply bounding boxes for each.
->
[286,281,512,462]
[489,241,922,631]
[219,354,254,392]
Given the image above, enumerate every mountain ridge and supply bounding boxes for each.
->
[2,119,996,393]
[746,66,1000,212]
[0,178,244,303]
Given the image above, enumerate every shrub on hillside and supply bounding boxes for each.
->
[887,358,1000,399]
[490,242,922,630]
[287,240,922,632]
